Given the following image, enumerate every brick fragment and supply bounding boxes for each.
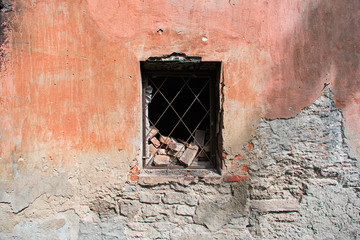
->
[150,137,161,148]
[148,126,159,139]
[129,166,139,174]
[149,143,157,155]
[168,138,185,152]
[234,154,244,160]
[179,143,199,166]
[159,135,171,146]
[230,161,238,171]
[157,148,167,155]
[222,161,227,172]
[153,155,170,166]
[130,174,138,181]
[223,175,248,182]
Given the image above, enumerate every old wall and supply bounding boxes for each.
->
[0,0,359,239]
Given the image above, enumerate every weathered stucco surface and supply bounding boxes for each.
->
[0,0,359,239]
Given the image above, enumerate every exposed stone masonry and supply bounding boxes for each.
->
[118,182,250,239]
[247,89,360,239]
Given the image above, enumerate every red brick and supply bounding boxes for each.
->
[148,126,159,139]
[159,135,171,145]
[223,175,248,182]
[150,137,161,148]
[230,161,238,171]
[248,143,253,150]
[149,143,157,155]
[222,152,227,159]
[221,161,227,173]
[234,154,244,160]
[130,174,138,181]
[242,166,248,172]
[129,166,139,174]
[179,144,198,166]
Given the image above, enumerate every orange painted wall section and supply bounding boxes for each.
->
[0,0,359,177]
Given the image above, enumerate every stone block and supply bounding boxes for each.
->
[142,204,170,217]
[162,192,198,206]
[139,193,161,204]
[193,201,230,232]
[152,221,176,232]
[119,200,141,217]
[176,205,196,216]
[250,199,300,212]
[153,155,170,166]
[126,222,150,231]
[79,216,125,239]
[120,193,139,200]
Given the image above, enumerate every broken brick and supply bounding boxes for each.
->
[223,175,248,182]
[153,155,170,166]
[149,144,157,156]
[168,138,185,152]
[149,126,159,139]
[159,136,171,146]
[157,148,167,155]
[234,154,244,160]
[179,143,199,166]
[129,166,139,174]
[150,137,161,148]
[130,174,138,181]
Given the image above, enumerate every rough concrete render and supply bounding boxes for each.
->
[0,0,359,239]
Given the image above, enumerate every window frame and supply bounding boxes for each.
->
[140,55,222,173]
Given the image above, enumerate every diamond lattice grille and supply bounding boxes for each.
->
[144,75,213,168]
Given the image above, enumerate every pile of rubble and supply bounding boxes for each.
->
[147,126,210,167]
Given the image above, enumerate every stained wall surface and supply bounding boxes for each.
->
[0,0,359,239]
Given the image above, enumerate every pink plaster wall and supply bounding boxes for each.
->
[0,0,359,178]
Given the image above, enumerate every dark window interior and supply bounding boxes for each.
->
[148,76,210,142]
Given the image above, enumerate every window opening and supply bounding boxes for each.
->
[141,53,221,170]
